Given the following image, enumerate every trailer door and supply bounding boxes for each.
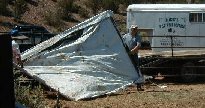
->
[152,12,187,52]
[165,12,187,51]
[164,12,186,36]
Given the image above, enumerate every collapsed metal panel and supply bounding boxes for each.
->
[21,10,143,100]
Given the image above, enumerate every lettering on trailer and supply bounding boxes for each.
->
[158,17,186,47]
[159,18,186,29]
[159,36,184,47]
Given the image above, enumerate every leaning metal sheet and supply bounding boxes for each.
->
[21,10,142,100]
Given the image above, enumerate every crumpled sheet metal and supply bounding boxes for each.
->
[21,10,141,100]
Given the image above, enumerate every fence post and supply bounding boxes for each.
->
[0,34,15,108]
[170,35,174,57]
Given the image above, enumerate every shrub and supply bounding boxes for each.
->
[15,84,46,108]
[85,0,102,14]
[0,0,9,16]
[57,0,79,21]
[102,0,118,13]
[14,0,28,19]
[14,70,46,108]
[78,7,89,18]
[44,10,62,28]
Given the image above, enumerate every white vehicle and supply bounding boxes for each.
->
[127,4,205,82]
[127,4,205,52]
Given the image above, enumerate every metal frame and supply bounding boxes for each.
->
[139,35,205,77]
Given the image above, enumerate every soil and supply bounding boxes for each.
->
[43,77,205,108]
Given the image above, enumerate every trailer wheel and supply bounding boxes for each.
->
[180,62,196,82]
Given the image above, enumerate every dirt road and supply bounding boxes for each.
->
[45,77,205,108]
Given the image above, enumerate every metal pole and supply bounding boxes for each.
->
[170,35,174,57]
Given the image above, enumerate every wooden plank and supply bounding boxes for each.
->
[12,35,29,40]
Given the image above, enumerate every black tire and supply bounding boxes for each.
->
[180,62,196,83]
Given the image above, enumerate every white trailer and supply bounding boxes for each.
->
[127,4,205,52]
[126,4,205,82]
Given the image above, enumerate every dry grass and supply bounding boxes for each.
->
[42,79,205,108]
[14,66,205,108]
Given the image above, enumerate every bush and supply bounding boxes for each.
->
[15,84,46,108]
[85,0,102,14]
[57,0,79,21]
[44,10,62,27]
[14,70,46,108]
[14,0,28,19]
[0,0,9,16]
[102,0,118,13]
[78,7,89,18]
[84,0,128,14]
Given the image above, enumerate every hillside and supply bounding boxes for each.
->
[0,0,127,34]
[1,0,201,34]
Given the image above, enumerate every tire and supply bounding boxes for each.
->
[180,62,196,83]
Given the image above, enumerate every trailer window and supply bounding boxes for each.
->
[189,13,197,22]
[203,13,205,22]
[189,13,203,22]
[198,13,202,22]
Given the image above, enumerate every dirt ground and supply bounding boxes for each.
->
[43,77,205,108]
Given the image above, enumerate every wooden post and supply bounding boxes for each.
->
[0,34,15,108]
